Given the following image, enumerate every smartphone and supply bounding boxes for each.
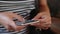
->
[15,20,40,26]
[0,20,40,33]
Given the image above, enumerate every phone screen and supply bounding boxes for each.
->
[15,20,39,26]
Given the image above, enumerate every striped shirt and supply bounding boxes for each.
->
[0,1,35,18]
[0,0,35,34]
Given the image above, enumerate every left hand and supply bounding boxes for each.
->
[0,12,25,31]
[30,12,51,30]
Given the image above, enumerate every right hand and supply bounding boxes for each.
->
[0,12,25,32]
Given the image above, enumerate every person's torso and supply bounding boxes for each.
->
[0,1,35,34]
[0,1,35,18]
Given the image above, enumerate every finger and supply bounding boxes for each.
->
[0,14,18,31]
[40,22,51,30]
[31,19,40,26]
[32,12,48,20]
[40,18,51,27]
[8,25,15,31]
[15,16,25,22]
[41,24,51,30]
[0,19,13,31]
[8,20,18,31]
[10,12,25,22]
[2,24,10,31]
[29,22,40,27]
[1,20,17,31]
[5,18,18,31]
[4,25,15,31]
[17,26,26,31]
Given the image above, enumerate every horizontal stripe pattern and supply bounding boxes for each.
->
[0,1,35,18]
[0,0,35,34]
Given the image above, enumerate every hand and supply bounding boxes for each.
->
[30,12,51,30]
[0,12,25,32]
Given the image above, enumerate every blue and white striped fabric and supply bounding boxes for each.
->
[0,1,35,18]
[0,0,35,34]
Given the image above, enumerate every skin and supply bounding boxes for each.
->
[0,12,25,31]
[0,0,51,32]
[31,0,51,29]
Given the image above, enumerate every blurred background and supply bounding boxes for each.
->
[48,0,60,34]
